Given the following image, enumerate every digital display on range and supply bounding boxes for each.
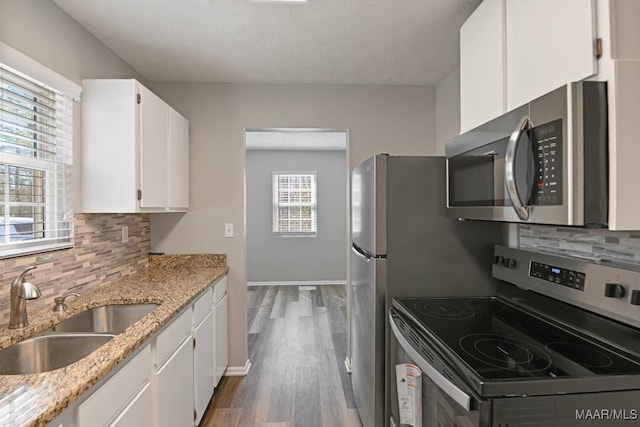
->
[530,261,585,291]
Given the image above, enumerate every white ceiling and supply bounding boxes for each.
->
[52,0,481,85]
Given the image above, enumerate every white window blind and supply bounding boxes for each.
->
[272,172,317,236]
[0,64,74,258]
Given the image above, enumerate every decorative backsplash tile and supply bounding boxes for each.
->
[0,213,150,323]
[519,225,640,269]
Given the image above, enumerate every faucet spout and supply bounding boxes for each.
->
[9,265,41,329]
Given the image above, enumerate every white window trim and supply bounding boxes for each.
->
[0,42,81,100]
[1,44,77,258]
[272,171,317,237]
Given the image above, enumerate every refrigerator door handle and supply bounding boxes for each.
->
[352,243,373,261]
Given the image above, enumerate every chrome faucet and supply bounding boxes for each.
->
[9,265,41,329]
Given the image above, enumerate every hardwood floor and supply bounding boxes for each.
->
[201,285,362,427]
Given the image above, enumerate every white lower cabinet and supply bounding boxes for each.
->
[212,275,229,387]
[109,383,153,427]
[194,311,214,424]
[51,274,228,427]
[78,345,152,427]
[155,337,194,427]
[214,293,229,386]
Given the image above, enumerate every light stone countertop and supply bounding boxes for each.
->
[0,254,228,427]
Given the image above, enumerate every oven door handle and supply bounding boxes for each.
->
[505,116,532,221]
[389,312,473,411]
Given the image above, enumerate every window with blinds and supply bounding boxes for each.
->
[0,64,74,258]
[272,172,317,236]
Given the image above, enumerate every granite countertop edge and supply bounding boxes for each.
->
[0,254,228,427]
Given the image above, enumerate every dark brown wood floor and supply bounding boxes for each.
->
[201,285,362,427]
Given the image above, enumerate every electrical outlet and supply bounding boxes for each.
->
[121,225,129,243]
[224,223,234,238]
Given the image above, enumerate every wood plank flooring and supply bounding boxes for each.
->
[201,285,362,427]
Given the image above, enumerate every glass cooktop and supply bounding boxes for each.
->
[393,296,640,382]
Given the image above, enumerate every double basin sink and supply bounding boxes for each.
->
[0,304,158,375]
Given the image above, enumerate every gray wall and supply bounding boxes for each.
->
[0,0,146,210]
[149,82,438,367]
[435,65,461,156]
[246,149,347,282]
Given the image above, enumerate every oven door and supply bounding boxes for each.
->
[389,311,490,427]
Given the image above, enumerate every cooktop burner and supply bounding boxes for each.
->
[460,333,552,372]
[465,299,505,312]
[411,301,475,320]
[546,342,613,369]
[393,297,640,382]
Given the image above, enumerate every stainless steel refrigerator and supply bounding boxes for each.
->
[350,155,503,427]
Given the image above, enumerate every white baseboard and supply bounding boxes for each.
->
[225,359,251,376]
[248,280,347,287]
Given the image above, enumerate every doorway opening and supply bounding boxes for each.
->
[212,129,358,425]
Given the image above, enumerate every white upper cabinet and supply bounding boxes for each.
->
[460,0,506,133]
[138,84,169,210]
[506,0,597,110]
[82,79,189,213]
[168,107,189,210]
[460,0,597,130]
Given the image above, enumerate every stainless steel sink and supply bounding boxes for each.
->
[48,303,159,334]
[0,334,115,375]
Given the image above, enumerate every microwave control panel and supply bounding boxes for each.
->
[530,119,563,206]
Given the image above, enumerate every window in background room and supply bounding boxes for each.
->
[0,58,75,258]
[272,172,317,236]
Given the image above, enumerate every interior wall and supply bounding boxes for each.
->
[149,82,438,366]
[246,149,347,283]
[435,65,461,156]
[0,0,146,210]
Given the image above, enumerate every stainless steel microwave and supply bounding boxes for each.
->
[446,81,608,227]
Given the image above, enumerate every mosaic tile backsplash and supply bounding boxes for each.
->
[519,225,640,269]
[0,213,150,324]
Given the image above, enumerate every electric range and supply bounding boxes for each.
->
[389,246,640,426]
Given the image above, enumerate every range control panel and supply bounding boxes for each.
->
[493,245,640,330]
[530,261,585,291]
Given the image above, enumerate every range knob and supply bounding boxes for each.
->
[630,290,640,306]
[604,283,626,299]
[494,255,505,266]
[505,258,517,269]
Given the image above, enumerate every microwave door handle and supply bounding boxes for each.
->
[505,116,532,221]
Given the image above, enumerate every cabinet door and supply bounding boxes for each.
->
[194,312,214,425]
[78,345,151,427]
[214,294,229,386]
[168,108,189,210]
[109,382,153,427]
[138,84,169,209]
[460,0,506,132]
[155,337,194,427]
[506,0,597,110]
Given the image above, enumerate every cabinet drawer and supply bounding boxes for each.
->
[108,382,153,427]
[78,345,151,427]
[213,275,228,305]
[193,288,212,326]
[155,307,191,367]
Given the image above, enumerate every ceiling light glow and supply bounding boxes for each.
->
[252,0,308,3]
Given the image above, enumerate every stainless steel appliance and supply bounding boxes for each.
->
[390,245,640,426]
[446,81,608,226]
[350,155,503,427]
